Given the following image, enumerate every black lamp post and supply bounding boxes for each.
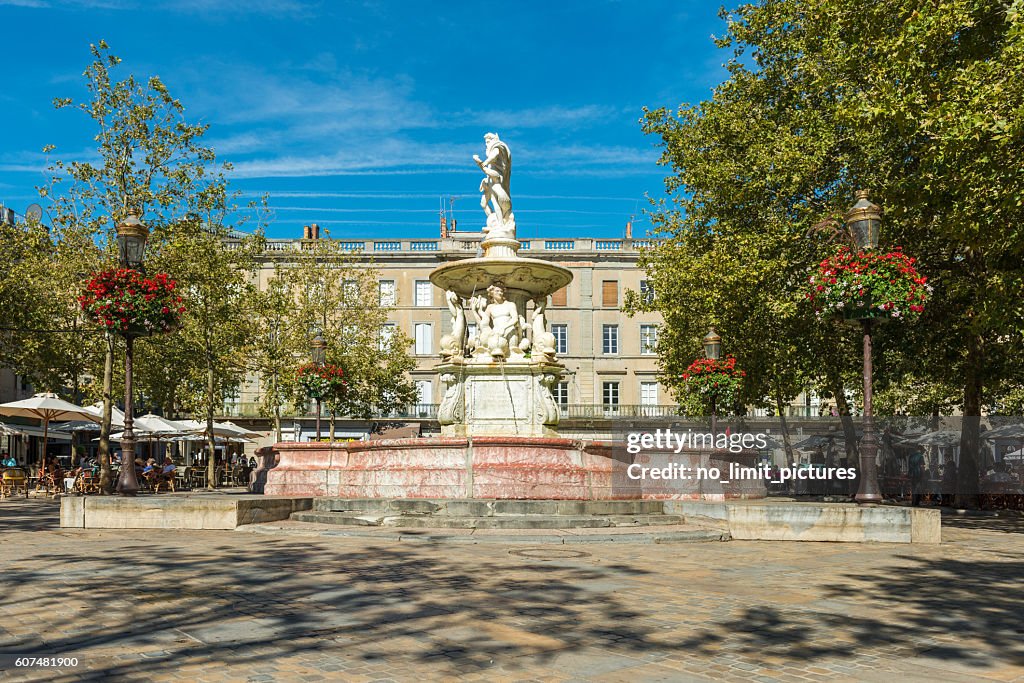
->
[310,332,326,442]
[703,327,721,436]
[846,190,883,505]
[114,211,149,496]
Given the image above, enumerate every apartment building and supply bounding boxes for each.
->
[234,228,671,419]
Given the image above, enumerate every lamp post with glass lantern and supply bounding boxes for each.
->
[310,332,326,442]
[114,212,149,496]
[703,327,722,436]
[845,190,884,505]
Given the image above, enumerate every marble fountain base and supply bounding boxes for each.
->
[263,438,766,500]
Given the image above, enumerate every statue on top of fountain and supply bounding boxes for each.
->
[471,282,528,360]
[474,132,515,239]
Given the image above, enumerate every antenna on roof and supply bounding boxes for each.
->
[439,196,448,238]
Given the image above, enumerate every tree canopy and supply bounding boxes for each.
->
[636,0,1024,501]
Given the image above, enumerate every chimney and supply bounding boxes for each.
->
[303,225,311,240]
[440,210,448,238]
[451,217,457,233]
[625,220,633,240]
[311,223,320,240]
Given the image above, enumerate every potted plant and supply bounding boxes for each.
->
[806,246,931,322]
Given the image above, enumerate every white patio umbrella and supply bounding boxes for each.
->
[0,422,28,436]
[81,401,126,428]
[0,393,100,475]
[984,424,1024,440]
[219,421,264,438]
[910,430,963,447]
[134,414,190,461]
[179,419,251,439]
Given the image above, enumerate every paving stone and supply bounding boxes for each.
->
[2,496,1024,682]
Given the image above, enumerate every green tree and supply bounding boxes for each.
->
[42,41,250,491]
[639,0,1024,504]
[248,265,304,442]
[287,238,416,438]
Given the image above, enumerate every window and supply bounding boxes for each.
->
[602,381,620,415]
[415,380,432,406]
[342,279,358,302]
[379,323,396,351]
[640,325,658,355]
[602,325,619,355]
[602,280,618,307]
[640,381,658,406]
[379,280,396,306]
[414,323,432,355]
[640,280,654,304]
[550,287,567,307]
[415,281,432,307]
[551,324,568,355]
[552,381,569,409]
[467,322,478,341]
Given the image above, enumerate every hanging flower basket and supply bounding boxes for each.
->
[806,247,931,322]
[296,363,347,401]
[80,269,184,337]
[681,355,745,407]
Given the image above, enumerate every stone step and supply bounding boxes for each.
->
[291,510,685,529]
[312,498,666,517]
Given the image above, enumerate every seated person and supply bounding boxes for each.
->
[161,457,177,475]
[1,452,15,467]
[142,458,157,474]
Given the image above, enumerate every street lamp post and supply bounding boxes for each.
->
[310,332,326,442]
[703,327,722,436]
[846,190,883,505]
[114,212,149,496]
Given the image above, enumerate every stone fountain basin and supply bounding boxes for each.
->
[264,437,768,501]
[429,257,572,300]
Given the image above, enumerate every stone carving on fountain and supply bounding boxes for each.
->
[430,133,574,437]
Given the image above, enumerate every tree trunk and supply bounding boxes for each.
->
[956,334,984,508]
[775,391,796,466]
[273,371,282,443]
[330,411,336,442]
[206,362,216,489]
[97,333,115,494]
[831,376,859,496]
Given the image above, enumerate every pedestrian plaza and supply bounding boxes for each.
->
[1,497,1021,682]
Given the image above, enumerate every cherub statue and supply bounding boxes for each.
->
[532,296,557,362]
[439,290,467,360]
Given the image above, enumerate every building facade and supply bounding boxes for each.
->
[231,230,672,420]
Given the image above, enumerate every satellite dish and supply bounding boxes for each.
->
[25,204,43,223]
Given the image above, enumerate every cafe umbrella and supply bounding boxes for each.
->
[0,393,100,477]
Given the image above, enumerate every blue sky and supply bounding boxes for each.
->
[0,1,728,239]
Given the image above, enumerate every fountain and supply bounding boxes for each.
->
[266,134,628,500]
[431,132,572,438]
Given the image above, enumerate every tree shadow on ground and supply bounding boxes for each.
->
[0,497,60,532]
[941,513,1024,535]
[2,500,1023,680]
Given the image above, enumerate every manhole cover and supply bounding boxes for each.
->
[509,548,591,560]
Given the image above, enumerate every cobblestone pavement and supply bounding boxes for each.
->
[1,497,1022,682]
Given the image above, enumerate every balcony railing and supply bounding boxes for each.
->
[217,403,440,420]
[218,402,678,421]
[559,404,680,419]
[254,237,663,256]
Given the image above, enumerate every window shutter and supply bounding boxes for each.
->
[551,287,567,306]
[602,280,618,307]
